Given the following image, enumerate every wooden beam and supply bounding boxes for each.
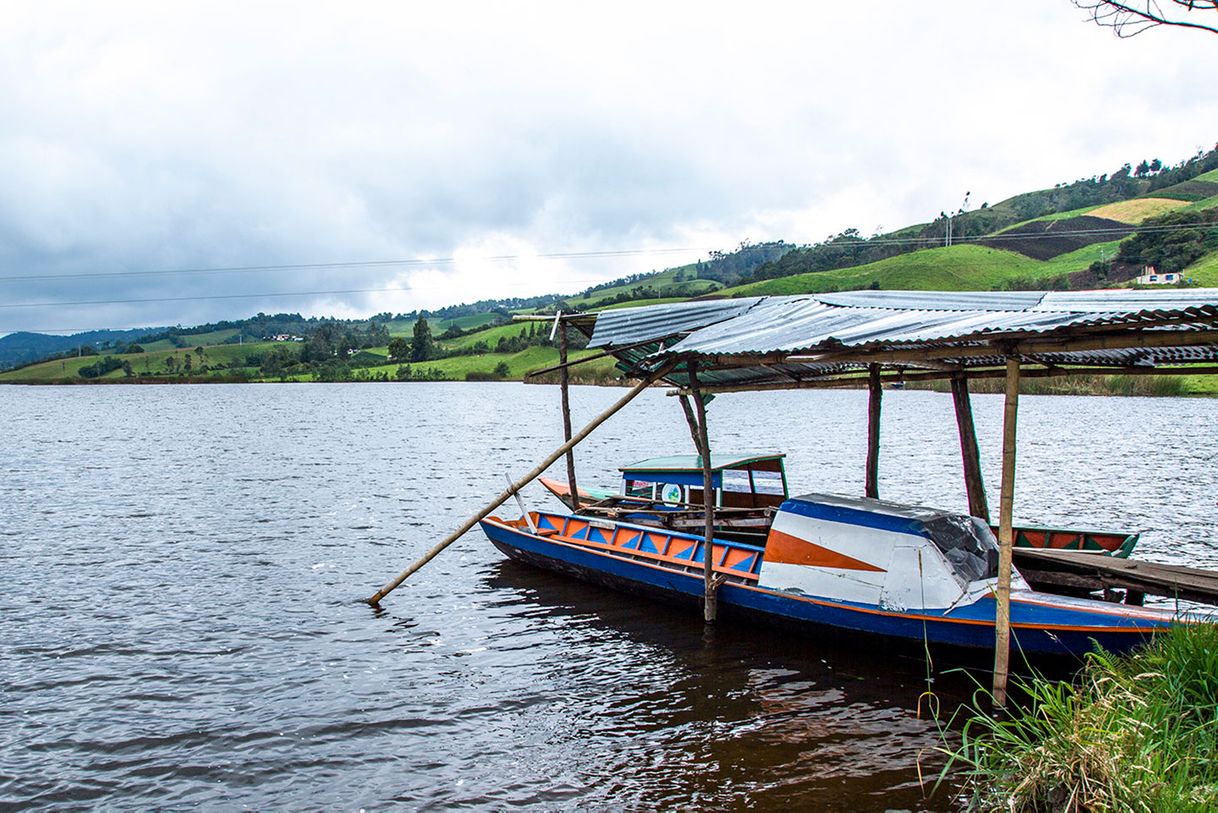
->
[559,322,580,511]
[523,333,683,379]
[670,363,1218,396]
[951,374,990,522]
[865,364,881,499]
[365,361,676,605]
[773,328,1218,367]
[992,357,1020,708]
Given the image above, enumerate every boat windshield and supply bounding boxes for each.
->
[922,515,1000,583]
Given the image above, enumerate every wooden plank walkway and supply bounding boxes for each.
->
[1014,548,1218,606]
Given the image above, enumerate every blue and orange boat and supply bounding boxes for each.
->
[481,492,1179,658]
[539,454,1141,559]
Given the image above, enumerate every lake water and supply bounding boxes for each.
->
[2,383,1215,811]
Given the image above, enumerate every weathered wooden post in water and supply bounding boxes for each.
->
[555,314,581,511]
[678,362,719,623]
[992,356,1021,707]
[365,363,675,605]
[950,374,990,523]
[865,363,882,499]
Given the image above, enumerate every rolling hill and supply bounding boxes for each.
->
[3,145,1217,388]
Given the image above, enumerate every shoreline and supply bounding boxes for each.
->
[3,373,1215,396]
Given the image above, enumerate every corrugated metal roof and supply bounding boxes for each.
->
[656,297,1102,356]
[588,298,761,348]
[817,290,1047,312]
[1032,289,1218,313]
[582,288,1218,388]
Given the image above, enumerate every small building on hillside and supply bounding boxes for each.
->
[1135,265,1184,286]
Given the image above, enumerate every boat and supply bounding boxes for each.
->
[539,456,1141,559]
[481,492,1178,658]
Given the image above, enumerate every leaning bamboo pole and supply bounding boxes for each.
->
[365,362,675,605]
[992,357,1021,707]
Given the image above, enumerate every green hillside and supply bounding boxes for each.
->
[0,342,281,383]
[5,146,1218,389]
[1185,252,1218,286]
[721,241,1122,297]
[563,265,722,308]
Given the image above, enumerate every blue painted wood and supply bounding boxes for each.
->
[481,518,1173,658]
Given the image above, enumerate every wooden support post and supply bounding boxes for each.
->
[558,321,580,511]
[950,374,990,523]
[366,363,674,605]
[690,368,718,623]
[992,357,1020,708]
[865,364,882,499]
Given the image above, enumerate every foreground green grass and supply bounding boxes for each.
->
[945,623,1218,812]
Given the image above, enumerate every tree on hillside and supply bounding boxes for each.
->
[366,321,391,347]
[387,336,410,362]
[1074,1,1218,36]
[411,316,435,362]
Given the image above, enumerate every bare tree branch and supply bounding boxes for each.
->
[1074,0,1218,36]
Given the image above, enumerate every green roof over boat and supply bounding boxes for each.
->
[620,453,785,474]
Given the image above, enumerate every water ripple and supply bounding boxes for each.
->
[1,384,1214,811]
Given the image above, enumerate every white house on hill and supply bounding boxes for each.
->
[1134,265,1184,286]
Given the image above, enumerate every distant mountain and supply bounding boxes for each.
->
[740,146,1218,286]
[0,328,165,371]
[6,144,1218,378]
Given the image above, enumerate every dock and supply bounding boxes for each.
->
[1014,548,1218,607]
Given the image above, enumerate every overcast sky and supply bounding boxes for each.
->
[1,1,1216,335]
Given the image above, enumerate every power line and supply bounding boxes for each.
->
[2,217,1214,328]
[3,220,1209,288]
[0,281,617,311]
[0,246,716,284]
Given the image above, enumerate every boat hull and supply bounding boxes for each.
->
[481,517,1173,660]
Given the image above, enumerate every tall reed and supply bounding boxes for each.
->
[942,623,1218,812]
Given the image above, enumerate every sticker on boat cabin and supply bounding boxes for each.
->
[660,484,683,504]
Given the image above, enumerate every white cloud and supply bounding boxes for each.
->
[0,0,1216,333]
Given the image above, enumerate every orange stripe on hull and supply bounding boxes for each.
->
[765,528,886,572]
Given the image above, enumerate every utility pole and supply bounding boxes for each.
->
[946,192,970,248]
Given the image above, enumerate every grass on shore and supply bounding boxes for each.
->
[916,373,1215,398]
[943,623,1218,812]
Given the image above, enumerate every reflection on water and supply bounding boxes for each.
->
[1,383,1213,810]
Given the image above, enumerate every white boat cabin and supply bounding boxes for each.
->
[760,493,1016,611]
